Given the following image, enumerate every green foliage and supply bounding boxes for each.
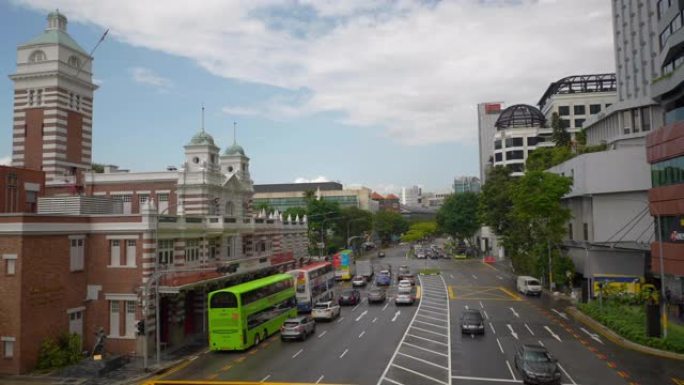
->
[373,210,408,245]
[578,143,607,154]
[578,302,684,354]
[91,163,105,173]
[575,128,587,146]
[437,192,480,247]
[551,112,571,148]
[283,207,307,221]
[479,166,515,236]
[253,201,275,215]
[525,147,574,172]
[401,221,438,243]
[37,333,82,370]
[418,268,441,275]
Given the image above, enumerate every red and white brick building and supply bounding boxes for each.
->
[0,12,309,374]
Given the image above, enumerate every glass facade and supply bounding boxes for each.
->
[254,195,360,211]
[651,155,684,187]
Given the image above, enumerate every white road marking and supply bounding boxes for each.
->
[383,303,390,311]
[359,331,365,338]
[558,363,577,385]
[402,342,448,357]
[411,325,447,337]
[372,317,378,323]
[315,375,325,384]
[352,303,360,311]
[479,301,484,308]
[496,338,505,354]
[465,305,469,310]
[509,307,519,318]
[406,333,449,346]
[339,348,348,358]
[472,274,478,279]
[420,308,447,316]
[382,377,404,385]
[422,304,446,311]
[260,374,271,383]
[552,309,568,320]
[538,340,545,347]
[318,330,327,338]
[451,375,521,383]
[355,310,368,321]
[524,323,535,336]
[489,323,497,334]
[483,310,489,319]
[414,319,448,329]
[337,316,344,323]
[506,360,517,381]
[580,327,604,344]
[397,352,449,370]
[417,314,447,323]
[391,311,401,322]
[497,275,504,280]
[450,274,455,279]
[506,324,519,340]
[544,326,562,342]
[391,364,449,385]
[292,349,303,358]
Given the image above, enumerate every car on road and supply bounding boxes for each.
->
[517,276,543,296]
[311,301,341,321]
[280,316,316,341]
[338,289,361,306]
[394,292,415,306]
[398,265,416,285]
[352,275,367,287]
[367,288,387,304]
[460,309,485,335]
[514,344,562,385]
[397,279,413,294]
[376,270,392,286]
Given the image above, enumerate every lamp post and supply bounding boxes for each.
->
[305,211,336,258]
[320,216,344,258]
[346,217,369,249]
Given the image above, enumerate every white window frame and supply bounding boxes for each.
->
[185,239,200,263]
[110,240,121,267]
[158,239,174,266]
[126,240,137,267]
[109,301,120,338]
[3,254,17,276]
[69,236,85,272]
[125,301,137,337]
[1,337,15,359]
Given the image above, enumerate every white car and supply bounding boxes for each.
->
[352,275,367,287]
[311,301,341,321]
[397,279,412,294]
[395,293,415,306]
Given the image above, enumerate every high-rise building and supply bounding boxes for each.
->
[477,102,504,182]
[492,104,551,177]
[401,185,422,207]
[453,176,481,194]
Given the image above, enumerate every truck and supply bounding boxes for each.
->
[356,260,374,282]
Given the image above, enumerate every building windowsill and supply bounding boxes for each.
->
[107,335,136,340]
[107,265,138,269]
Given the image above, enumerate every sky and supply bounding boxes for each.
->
[0,0,615,194]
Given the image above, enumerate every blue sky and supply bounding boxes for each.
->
[0,1,614,193]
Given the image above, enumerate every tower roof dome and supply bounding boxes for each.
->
[225,143,245,156]
[189,130,215,146]
[495,104,546,130]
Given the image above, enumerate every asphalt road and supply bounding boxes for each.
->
[159,245,684,385]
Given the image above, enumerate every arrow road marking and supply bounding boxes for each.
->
[581,327,604,344]
[552,309,568,320]
[355,310,368,322]
[509,307,519,318]
[392,311,401,322]
[524,323,535,336]
[544,326,562,342]
[506,324,519,340]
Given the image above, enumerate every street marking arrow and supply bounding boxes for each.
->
[552,309,568,320]
[507,324,519,340]
[580,327,604,344]
[391,311,401,322]
[509,307,519,318]
[355,310,368,322]
[544,326,562,342]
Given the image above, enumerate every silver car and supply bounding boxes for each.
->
[280,316,316,341]
[311,301,341,321]
[395,293,415,306]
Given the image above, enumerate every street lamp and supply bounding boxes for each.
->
[305,211,336,258]
[320,216,344,258]
[346,217,369,249]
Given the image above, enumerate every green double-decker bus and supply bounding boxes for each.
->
[208,274,297,351]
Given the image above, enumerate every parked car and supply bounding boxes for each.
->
[311,301,341,321]
[338,289,361,306]
[398,279,413,294]
[280,316,316,341]
[368,288,387,304]
[517,276,543,296]
[376,270,392,286]
[352,275,367,287]
[394,292,415,306]
[460,309,485,335]
[514,344,562,385]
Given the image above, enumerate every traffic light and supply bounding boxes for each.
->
[136,320,145,336]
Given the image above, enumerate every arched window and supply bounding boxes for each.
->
[68,56,81,68]
[29,50,47,63]
[225,201,234,216]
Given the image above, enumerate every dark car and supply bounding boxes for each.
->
[280,316,316,341]
[367,288,387,304]
[460,309,485,335]
[514,345,562,385]
[338,289,361,306]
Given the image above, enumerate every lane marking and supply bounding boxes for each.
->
[391,363,449,385]
[472,274,478,279]
[359,331,366,338]
[420,308,448,316]
[552,309,568,320]
[497,276,504,280]
[397,351,449,370]
[489,323,497,335]
[337,316,345,323]
[451,375,520,383]
[524,323,535,336]
[402,341,449,357]
[450,274,455,279]
[316,375,325,384]
[509,307,519,318]
[411,325,448,337]
[382,377,404,385]
[580,327,604,344]
[220,364,233,371]
[506,360,517,381]
[372,317,378,323]
[414,319,448,329]
[339,348,348,358]
[558,363,577,385]
[352,303,361,311]
[406,333,449,346]
[417,314,448,323]
[506,324,519,340]
[206,373,218,380]
[483,310,489,320]
[318,330,327,338]
[292,349,303,358]
[538,340,545,347]
[383,303,390,311]
[465,305,469,310]
[422,304,446,311]
[479,301,484,308]
[496,338,505,354]
[391,311,401,322]
[355,310,368,321]
[544,325,562,342]
[260,374,271,382]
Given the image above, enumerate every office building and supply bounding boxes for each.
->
[253,182,374,212]
[453,176,481,194]
[477,102,504,182]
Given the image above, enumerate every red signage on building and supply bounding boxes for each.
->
[485,103,502,114]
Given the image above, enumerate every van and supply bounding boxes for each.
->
[517,276,542,296]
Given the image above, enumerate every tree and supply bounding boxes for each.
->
[525,146,573,172]
[283,207,306,221]
[437,192,480,247]
[253,201,275,215]
[479,166,515,237]
[401,221,438,243]
[91,163,105,173]
[550,112,571,148]
[306,198,341,255]
[373,211,408,246]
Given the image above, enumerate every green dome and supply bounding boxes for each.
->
[189,131,215,146]
[225,143,245,156]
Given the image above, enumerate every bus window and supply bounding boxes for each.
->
[210,292,237,308]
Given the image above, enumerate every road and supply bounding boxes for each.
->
[159,244,684,385]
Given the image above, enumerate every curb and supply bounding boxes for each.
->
[566,306,684,361]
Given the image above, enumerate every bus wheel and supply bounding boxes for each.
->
[254,334,261,346]
[263,330,268,341]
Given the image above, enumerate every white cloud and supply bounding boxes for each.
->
[129,67,173,89]
[294,176,330,183]
[221,106,261,116]
[0,155,11,166]
[19,0,613,145]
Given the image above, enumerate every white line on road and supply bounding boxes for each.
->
[382,303,390,311]
[506,324,519,340]
[489,323,496,334]
[391,311,401,322]
[506,360,517,381]
[372,317,378,323]
[472,274,478,279]
[538,340,545,347]
[450,274,455,279]
[558,363,577,385]
[509,307,519,318]
[580,327,604,344]
[318,330,327,338]
[292,349,303,358]
[406,333,449,346]
[497,276,504,280]
[315,375,325,384]
[382,377,404,385]
[421,304,446,311]
[402,342,448,357]
[411,325,447,337]
[420,308,447,316]
[496,338,505,354]
[397,352,449,370]
[359,331,365,338]
[391,364,449,385]
[479,301,484,308]
[483,310,489,319]
[417,314,447,323]
[544,326,562,342]
[260,374,271,383]
[352,303,360,311]
[451,375,521,383]
[337,316,344,324]
[355,310,368,322]
[415,319,448,329]
[465,305,469,310]
[524,323,535,336]
[339,348,348,358]
[552,309,568,320]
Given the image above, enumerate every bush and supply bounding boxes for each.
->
[37,333,83,370]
